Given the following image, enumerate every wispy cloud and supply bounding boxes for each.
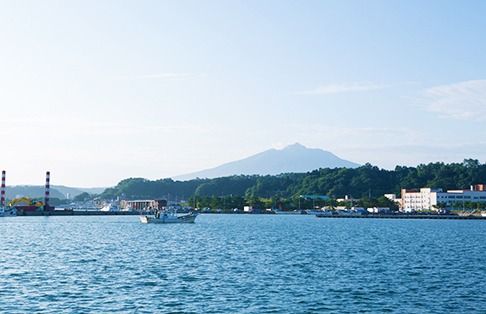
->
[114,73,192,80]
[296,82,387,95]
[423,80,486,121]
[134,73,191,79]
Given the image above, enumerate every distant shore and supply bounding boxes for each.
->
[11,210,486,219]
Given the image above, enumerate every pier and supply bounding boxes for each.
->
[17,210,141,216]
[315,213,486,220]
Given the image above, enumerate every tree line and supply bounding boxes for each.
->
[186,194,400,212]
[96,159,486,210]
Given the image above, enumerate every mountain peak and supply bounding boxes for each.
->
[173,144,360,181]
[282,143,307,151]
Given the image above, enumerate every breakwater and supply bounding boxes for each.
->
[316,213,486,219]
[17,210,141,216]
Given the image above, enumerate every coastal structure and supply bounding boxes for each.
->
[336,195,358,202]
[45,171,50,210]
[384,194,401,203]
[124,199,157,211]
[124,199,169,211]
[1,171,5,206]
[401,185,486,211]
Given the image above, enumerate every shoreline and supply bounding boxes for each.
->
[8,210,486,219]
[315,213,486,220]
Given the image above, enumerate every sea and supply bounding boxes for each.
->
[1,214,485,313]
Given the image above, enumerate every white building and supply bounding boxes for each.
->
[384,194,402,207]
[401,185,486,211]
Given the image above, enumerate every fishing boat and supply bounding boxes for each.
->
[315,210,336,217]
[100,203,121,212]
[337,209,362,216]
[140,209,197,223]
[0,206,17,217]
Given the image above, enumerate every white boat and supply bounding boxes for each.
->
[0,206,17,217]
[337,209,362,216]
[304,210,329,215]
[140,210,197,223]
[315,211,335,217]
[100,203,121,211]
[273,209,302,215]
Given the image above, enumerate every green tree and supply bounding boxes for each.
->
[248,196,264,209]
[74,192,91,202]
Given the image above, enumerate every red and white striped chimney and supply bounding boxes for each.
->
[45,171,50,206]
[1,171,5,206]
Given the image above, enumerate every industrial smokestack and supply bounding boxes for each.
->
[45,171,50,210]
[1,171,5,206]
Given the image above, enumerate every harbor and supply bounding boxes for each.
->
[2,170,486,220]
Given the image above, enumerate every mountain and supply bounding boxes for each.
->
[173,143,360,181]
[51,186,107,198]
[5,185,106,200]
[5,186,65,200]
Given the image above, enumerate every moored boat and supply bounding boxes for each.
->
[274,209,302,215]
[0,206,17,217]
[337,209,362,216]
[140,209,197,223]
[100,203,121,212]
[315,210,335,217]
[305,210,331,215]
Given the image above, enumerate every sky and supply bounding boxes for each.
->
[1,0,486,187]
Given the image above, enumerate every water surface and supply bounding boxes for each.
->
[1,215,485,313]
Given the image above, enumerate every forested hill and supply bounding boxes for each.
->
[99,159,486,200]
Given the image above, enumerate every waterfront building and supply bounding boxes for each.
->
[336,195,358,202]
[401,185,486,211]
[125,199,157,211]
[384,194,402,208]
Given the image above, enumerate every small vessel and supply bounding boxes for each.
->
[315,210,336,217]
[273,209,302,215]
[305,210,328,215]
[0,206,17,217]
[100,203,121,212]
[140,209,197,223]
[337,209,362,216]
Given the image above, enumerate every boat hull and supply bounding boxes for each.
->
[0,207,17,217]
[274,210,302,215]
[140,214,197,224]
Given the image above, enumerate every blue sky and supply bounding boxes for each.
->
[1,0,485,187]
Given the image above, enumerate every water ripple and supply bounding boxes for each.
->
[1,215,486,313]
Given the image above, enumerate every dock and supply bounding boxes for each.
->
[315,213,486,220]
[17,210,141,216]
